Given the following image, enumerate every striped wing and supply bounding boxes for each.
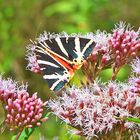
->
[35,37,95,92]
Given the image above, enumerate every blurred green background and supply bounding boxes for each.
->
[0,0,140,139]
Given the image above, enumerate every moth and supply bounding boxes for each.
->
[35,36,95,92]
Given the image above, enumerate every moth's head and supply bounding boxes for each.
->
[72,57,84,70]
[73,52,85,63]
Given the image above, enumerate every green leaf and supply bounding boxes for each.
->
[114,116,140,124]
[19,128,35,140]
[12,128,35,140]
[42,111,52,118]
[123,117,140,124]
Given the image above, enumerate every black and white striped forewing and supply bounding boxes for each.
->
[35,37,95,92]
[38,37,95,63]
[35,47,70,92]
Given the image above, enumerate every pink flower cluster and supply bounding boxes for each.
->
[109,22,140,72]
[0,75,17,103]
[83,22,140,81]
[48,80,139,139]
[0,75,47,131]
[26,44,41,73]
[25,22,140,139]
[48,57,140,139]
[93,22,140,65]
[131,57,140,75]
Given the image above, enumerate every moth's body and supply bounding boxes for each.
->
[35,36,95,92]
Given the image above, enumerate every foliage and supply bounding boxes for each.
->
[0,0,140,139]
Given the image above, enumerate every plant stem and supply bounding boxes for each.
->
[15,130,22,140]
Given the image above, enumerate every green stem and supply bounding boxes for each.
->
[112,67,121,80]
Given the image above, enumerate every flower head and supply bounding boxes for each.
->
[131,57,140,75]
[48,80,138,139]
[26,44,41,73]
[0,75,17,103]
[5,92,47,131]
[83,22,140,81]
[109,22,140,67]
[0,75,47,131]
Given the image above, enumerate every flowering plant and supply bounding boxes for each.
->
[26,22,140,139]
[1,22,140,140]
[0,76,48,140]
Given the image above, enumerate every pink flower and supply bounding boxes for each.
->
[5,92,47,131]
[48,80,139,139]
[26,44,41,73]
[84,22,140,81]
[0,75,47,131]
[109,22,140,68]
[0,75,17,103]
[131,57,140,75]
